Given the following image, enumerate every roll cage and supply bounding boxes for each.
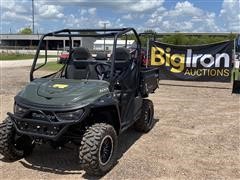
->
[30,28,141,91]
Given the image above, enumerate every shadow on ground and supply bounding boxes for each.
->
[159,82,231,90]
[2,119,158,178]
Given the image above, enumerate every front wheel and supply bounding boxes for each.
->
[134,99,154,133]
[79,123,118,176]
[0,117,35,160]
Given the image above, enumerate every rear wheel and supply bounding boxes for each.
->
[79,123,118,176]
[0,117,35,160]
[134,99,154,133]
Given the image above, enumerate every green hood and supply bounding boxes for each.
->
[17,78,110,108]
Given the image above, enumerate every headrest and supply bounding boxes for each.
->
[72,47,91,60]
[115,47,130,61]
[95,52,108,60]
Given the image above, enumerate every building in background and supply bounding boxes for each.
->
[93,39,135,51]
[0,34,96,50]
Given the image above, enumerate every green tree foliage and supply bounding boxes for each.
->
[227,32,237,40]
[19,27,32,35]
[122,30,157,48]
[123,29,237,47]
[159,34,236,45]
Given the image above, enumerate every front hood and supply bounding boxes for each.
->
[16,78,110,109]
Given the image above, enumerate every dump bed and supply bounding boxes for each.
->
[140,67,160,97]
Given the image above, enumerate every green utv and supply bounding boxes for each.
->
[0,28,159,175]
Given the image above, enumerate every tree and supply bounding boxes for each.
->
[140,30,157,47]
[160,34,233,45]
[19,27,32,35]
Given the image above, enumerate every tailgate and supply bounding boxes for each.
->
[140,67,160,96]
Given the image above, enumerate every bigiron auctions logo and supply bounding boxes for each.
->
[151,46,230,77]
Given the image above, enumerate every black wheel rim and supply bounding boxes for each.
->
[99,135,113,166]
[146,108,152,125]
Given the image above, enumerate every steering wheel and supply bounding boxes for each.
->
[94,62,112,80]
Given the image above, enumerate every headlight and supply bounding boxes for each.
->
[14,104,28,115]
[56,109,83,120]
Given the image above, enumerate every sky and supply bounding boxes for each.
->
[0,0,239,34]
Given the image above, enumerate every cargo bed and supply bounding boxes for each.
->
[140,67,160,97]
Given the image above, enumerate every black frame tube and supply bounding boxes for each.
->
[30,28,141,91]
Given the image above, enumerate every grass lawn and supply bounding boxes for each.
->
[0,53,57,60]
[38,61,64,71]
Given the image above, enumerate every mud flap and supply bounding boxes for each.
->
[232,71,240,94]
[232,80,240,94]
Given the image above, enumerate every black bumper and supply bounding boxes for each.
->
[8,112,84,141]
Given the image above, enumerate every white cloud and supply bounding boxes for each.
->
[1,0,64,25]
[63,13,124,30]
[1,0,239,33]
[38,4,64,19]
[122,14,133,20]
[146,1,220,32]
[173,1,203,16]
[220,0,240,32]
[88,8,96,15]
[0,0,16,10]
[63,13,112,29]
[125,0,164,12]
[98,20,112,28]
[80,9,87,15]
[1,10,31,22]
[44,0,164,12]
[0,0,31,22]
[79,8,96,16]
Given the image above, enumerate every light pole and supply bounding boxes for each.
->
[102,22,109,51]
[32,0,35,34]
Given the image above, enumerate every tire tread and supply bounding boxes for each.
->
[134,99,154,133]
[79,123,117,176]
[0,117,23,160]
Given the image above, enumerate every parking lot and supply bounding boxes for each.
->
[0,66,239,179]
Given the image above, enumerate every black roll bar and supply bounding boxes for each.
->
[30,28,141,91]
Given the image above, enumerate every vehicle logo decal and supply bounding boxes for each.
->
[52,84,69,89]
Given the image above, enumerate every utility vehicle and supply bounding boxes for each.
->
[0,28,159,175]
[57,49,69,64]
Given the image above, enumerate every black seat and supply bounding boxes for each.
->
[115,47,130,60]
[66,47,92,79]
[72,47,92,60]
[114,47,131,70]
[113,48,138,91]
[95,52,108,61]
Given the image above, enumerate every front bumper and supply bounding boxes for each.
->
[8,109,87,141]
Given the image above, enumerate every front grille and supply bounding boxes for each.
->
[24,111,57,122]
[16,120,61,136]
[31,112,56,121]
